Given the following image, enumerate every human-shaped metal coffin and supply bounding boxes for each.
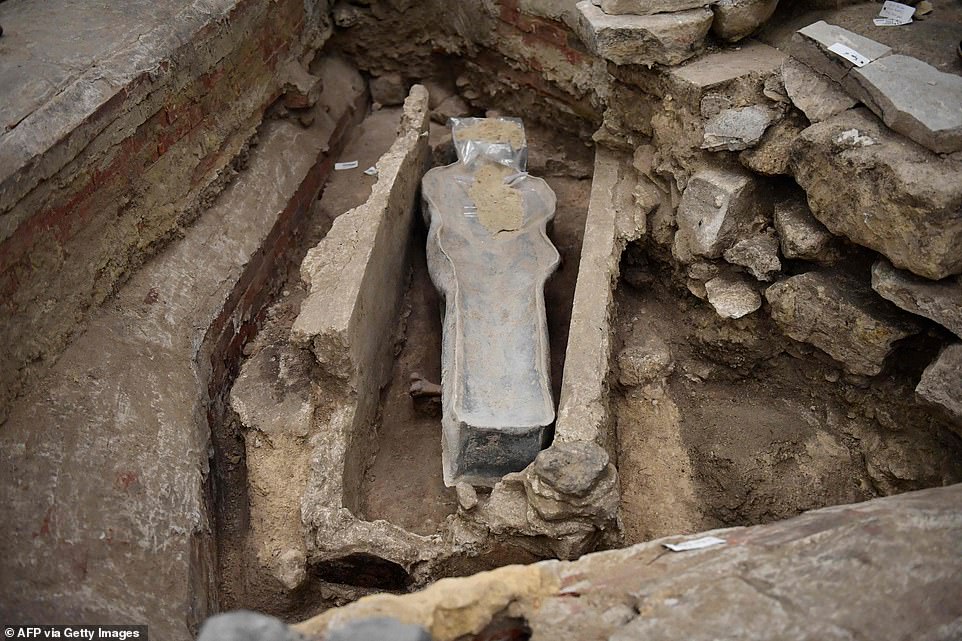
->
[421,117,560,487]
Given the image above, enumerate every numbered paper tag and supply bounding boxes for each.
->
[878,0,915,23]
[827,43,871,67]
[663,536,726,552]
[334,160,359,171]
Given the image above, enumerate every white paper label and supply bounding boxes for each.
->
[879,1,915,22]
[873,17,908,26]
[663,536,726,552]
[827,43,871,67]
[334,160,359,170]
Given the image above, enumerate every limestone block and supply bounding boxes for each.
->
[705,272,762,318]
[792,21,891,83]
[702,105,776,151]
[523,442,619,522]
[765,271,921,376]
[872,259,962,338]
[739,112,806,176]
[711,0,779,42]
[574,1,712,67]
[781,58,856,124]
[790,108,962,280]
[723,229,781,281]
[673,167,771,260]
[849,55,962,154]
[916,344,962,422]
[421,118,560,487]
[599,0,710,15]
[773,198,835,262]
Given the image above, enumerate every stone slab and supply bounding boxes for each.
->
[421,118,560,486]
[575,0,712,67]
[598,0,709,15]
[849,54,962,154]
[702,105,776,151]
[297,485,962,641]
[916,344,962,423]
[791,108,962,280]
[765,271,921,376]
[792,20,892,83]
[0,58,365,638]
[781,58,857,123]
[871,259,962,338]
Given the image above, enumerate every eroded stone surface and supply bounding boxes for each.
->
[599,0,709,15]
[673,167,771,261]
[872,259,962,338]
[617,334,673,386]
[710,0,779,42]
[297,486,962,641]
[791,108,962,280]
[781,58,856,123]
[421,118,560,487]
[765,271,921,376]
[702,105,776,152]
[575,1,712,66]
[916,344,962,422]
[739,112,805,176]
[705,273,762,319]
[849,54,962,154]
[723,229,781,281]
[773,198,835,262]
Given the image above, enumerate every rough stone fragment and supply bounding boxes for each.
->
[456,482,479,511]
[702,105,775,151]
[574,1,712,66]
[773,198,835,261]
[523,442,619,522]
[599,0,709,15]
[665,41,787,109]
[705,273,762,319]
[781,58,856,123]
[617,334,673,386]
[673,167,771,260]
[849,54,962,154]
[421,119,559,486]
[370,72,407,106]
[871,259,962,338]
[738,112,805,176]
[792,20,892,83]
[332,2,365,27]
[790,108,962,280]
[765,271,921,375]
[723,229,781,281]
[710,0,779,42]
[198,612,306,641]
[280,61,323,110]
[916,344,962,422]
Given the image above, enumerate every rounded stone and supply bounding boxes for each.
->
[533,441,609,497]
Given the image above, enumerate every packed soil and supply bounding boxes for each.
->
[613,261,962,545]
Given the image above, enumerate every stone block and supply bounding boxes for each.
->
[599,0,710,15]
[791,108,962,280]
[421,118,560,486]
[792,20,891,83]
[673,167,771,260]
[617,334,673,386]
[872,259,962,338]
[773,198,835,262]
[574,1,712,66]
[739,112,806,176]
[765,271,921,376]
[711,0,779,42]
[370,72,408,106]
[705,272,762,318]
[916,344,962,423]
[723,229,781,281]
[849,54,962,154]
[781,58,856,123]
[702,105,776,151]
